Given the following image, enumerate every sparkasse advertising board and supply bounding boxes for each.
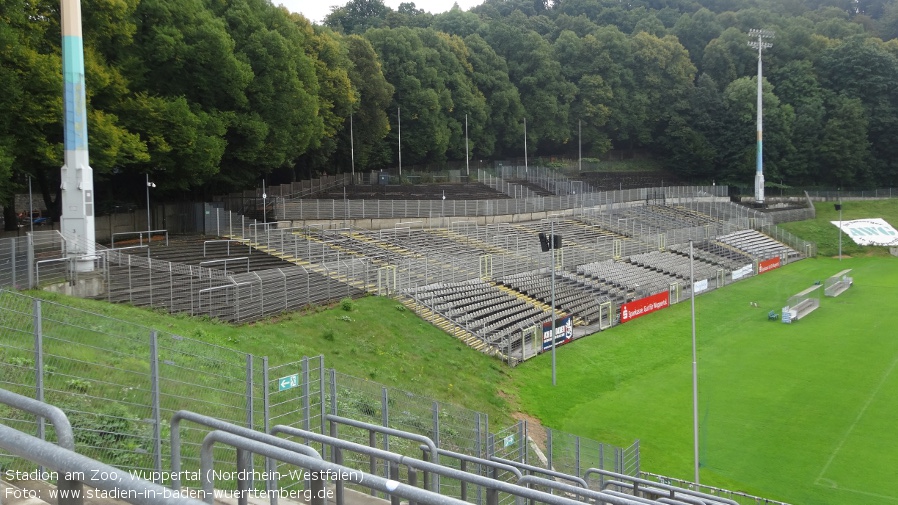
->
[758,257,781,274]
[620,291,670,323]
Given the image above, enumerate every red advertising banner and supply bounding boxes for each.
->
[620,291,670,324]
[758,257,781,274]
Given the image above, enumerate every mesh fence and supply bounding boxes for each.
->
[2,289,643,504]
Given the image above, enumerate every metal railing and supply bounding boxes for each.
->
[0,389,207,505]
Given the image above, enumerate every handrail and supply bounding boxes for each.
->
[326,413,440,471]
[515,475,650,505]
[0,389,82,505]
[0,424,205,505]
[202,430,468,505]
[272,425,600,505]
[169,409,321,503]
[602,483,706,505]
[583,468,740,505]
[490,456,588,488]
[198,257,250,273]
[198,431,325,505]
[203,239,247,257]
[111,229,169,249]
[0,388,75,448]
[418,445,522,503]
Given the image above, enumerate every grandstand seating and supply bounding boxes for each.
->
[89,200,804,354]
[716,230,800,261]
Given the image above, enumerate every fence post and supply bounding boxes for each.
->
[245,354,254,489]
[33,300,44,462]
[302,357,311,433]
[475,412,483,505]
[262,357,276,505]
[381,387,389,453]
[149,331,162,482]
[432,401,441,492]
[546,429,552,470]
[575,436,581,478]
[319,356,326,436]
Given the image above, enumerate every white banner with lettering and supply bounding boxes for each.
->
[831,218,898,246]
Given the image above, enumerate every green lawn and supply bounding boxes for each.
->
[511,255,898,504]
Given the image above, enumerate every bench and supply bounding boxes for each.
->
[825,268,853,297]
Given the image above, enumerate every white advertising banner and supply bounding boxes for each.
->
[732,264,753,280]
[831,218,898,246]
[693,279,708,293]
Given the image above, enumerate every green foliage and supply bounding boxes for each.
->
[340,297,354,311]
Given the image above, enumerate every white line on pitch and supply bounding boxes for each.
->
[815,351,898,485]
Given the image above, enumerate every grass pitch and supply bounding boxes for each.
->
[511,255,898,504]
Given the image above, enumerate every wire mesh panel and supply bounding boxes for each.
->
[0,237,32,289]
[0,291,40,469]
[155,331,250,490]
[34,295,156,474]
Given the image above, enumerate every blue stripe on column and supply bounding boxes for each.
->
[62,35,88,152]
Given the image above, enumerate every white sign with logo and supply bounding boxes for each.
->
[831,218,898,246]
[732,264,753,280]
[693,279,708,293]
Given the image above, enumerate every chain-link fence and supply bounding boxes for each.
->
[2,289,638,503]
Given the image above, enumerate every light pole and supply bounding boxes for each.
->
[539,224,561,385]
[550,219,557,386]
[524,118,528,174]
[350,113,355,181]
[836,200,843,261]
[145,174,156,233]
[262,179,267,225]
[748,28,774,206]
[465,113,470,177]
[690,240,699,485]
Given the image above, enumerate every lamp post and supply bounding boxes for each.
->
[835,200,843,261]
[550,220,557,386]
[145,174,156,233]
[465,114,470,177]
[262,179,267,225]
[690,240,699,485]
[538,223,561,385]
[748,28,774,206]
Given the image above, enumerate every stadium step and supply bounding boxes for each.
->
[399,297,499,354]
[235,237,376,294]
[429,228,506,256]
[491,283,567,319]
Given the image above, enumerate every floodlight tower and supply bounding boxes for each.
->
[60,0,96,271]
[748,29,774,206]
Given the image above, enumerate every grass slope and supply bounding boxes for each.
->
[17,293,514,425]
[511,255,898,504]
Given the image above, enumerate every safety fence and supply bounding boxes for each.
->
[0,290,636,503]
[273,184,729,222]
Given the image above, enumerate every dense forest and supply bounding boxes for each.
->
[3,0,898,227]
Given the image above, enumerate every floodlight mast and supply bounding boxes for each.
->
[748,29,774,206]
[60,0,96,272]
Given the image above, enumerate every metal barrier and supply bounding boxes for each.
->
[0,388,82,505]
[111,229,169,249]
[271,425,637,505]
[0,425,208,505]
[584,468,740,505]
[169,410,322,505]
